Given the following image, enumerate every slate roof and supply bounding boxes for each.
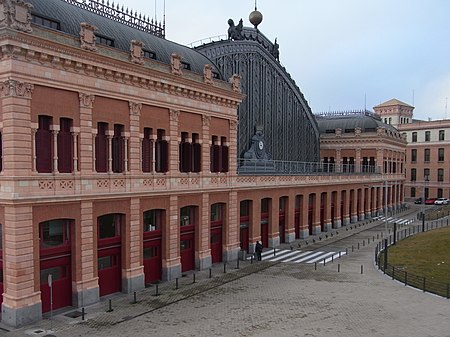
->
[374,98,414,108]
[316,113,399,134]
[27,0,222,79]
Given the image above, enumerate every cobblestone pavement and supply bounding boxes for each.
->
[3,206,450,337]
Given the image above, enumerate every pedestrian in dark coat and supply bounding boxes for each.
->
[255,241,263,261]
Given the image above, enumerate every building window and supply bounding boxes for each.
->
[439,130,445,141]
[412,132,417,142]
[32,14,60,30]
[424,168,430,182]
[411,149,417,163]
[95,122,108,173]
[411,187,416,198]
[112,124,125,173]
[424,148,430,162]
[142,127,153,173]
[437,188,443,198]
[211,204,223,222]
[57,118,73,173]
[438,168,444,182]
[95,34,115,47]
[411,168,416,181]
[425,131,431,142]
[180,206,195,227]
[438,148,445,162]
[181,61,191,70]
[98,214,121,239]
[155,129,168,173]
[179,132,191,173]
[36,115,53,173]
[39,220,70,248]
[143,209,163,232]
[210,135,229,173]
[143,49,156,60]
[192,133,201,173]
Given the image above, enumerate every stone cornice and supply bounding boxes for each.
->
[0,29,244,109]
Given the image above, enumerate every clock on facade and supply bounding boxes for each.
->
[258,140,264,150]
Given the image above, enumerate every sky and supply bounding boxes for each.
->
[118,0,449,121]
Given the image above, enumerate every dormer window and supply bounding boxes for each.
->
[143,49,156,60]
[95,34,114,47]
[212,72,220,79]
[181,61,191,70]
[32,14,60,30]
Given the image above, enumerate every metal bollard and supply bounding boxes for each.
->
[331,255,334,263]
[358,242,360,249]
[251,255,253,264]
[209,268,212,278]
[339,251,341,258]
[224,262,227,273]
[346,247,348,255]
[338,264,340,272]
[176,278,179,289]
[236,258,240,269]
[155,283,159,296]
[352,245,354,252]
[81,307,85,321]
[323,258,326,266]
[133,291,137,304]
[315,262,317,270]
[361,265,364,274]
[193,273,196,284]
[273,248,276,256]
[107,299,113,312]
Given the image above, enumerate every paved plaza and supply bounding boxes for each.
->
[2,208,450,337]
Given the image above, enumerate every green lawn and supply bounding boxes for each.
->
[386,227,450,284]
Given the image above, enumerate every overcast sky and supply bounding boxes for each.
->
[120,0,449,121]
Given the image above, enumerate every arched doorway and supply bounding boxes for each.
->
[97,213,123,296]
[39,219,73,312]
[180,206,196,272]
[260,198,270,247]
[239,200,251,252]
[210,203,225,263]
[143,209,164,284]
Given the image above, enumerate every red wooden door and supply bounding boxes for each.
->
[294,210,300,239]
[40,256,72,312]
[279,214,285,244]
[261,221,269,248]
[143,238,162,284]
[180,232,195,272]
[210,227,223,263]
[240,225,249,251]
[98,246,121,296]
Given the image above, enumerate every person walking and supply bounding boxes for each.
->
[255,241,263,261]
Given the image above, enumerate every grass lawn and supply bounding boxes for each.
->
[386,227,450,284]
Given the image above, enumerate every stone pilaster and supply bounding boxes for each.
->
[162,195,181,281]
[1,205,41,327]
[312,194,321,235]
[268,198,280,248]
[122,198,144,293]
[168,109,180,174]
[78,93,95,173]
[249,199,261,254]
[1,79,33,176]
[224,190,239,262]
[201,115,211,173]
[228,119,238,173]
[300,195,309,238]
[129,101,142,174]
[285,195,296,243]
[73,201,99,308]
[334,191,342,228]
[196,193,211,270]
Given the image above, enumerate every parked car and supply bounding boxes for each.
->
[434,198,450,205]
[414,198,422,204]
[424,198,437,205]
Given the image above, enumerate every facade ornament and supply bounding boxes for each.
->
[169,109,180,122]
[229,74,241,92]
[0,79,33,98]
[229,119,238,131]
[203,64,213,85]
[170,53,182,76]
[335,128,342,137]
[78,92,95,108]
[0,0,33,33]
[130,40,144,65]
[79,22,98,52]
[377,126,385,136]
[202,115,211,127]
[271,38,279,61]
[355,127,362,137]
[227,18,243,41]
[129,101,142,115]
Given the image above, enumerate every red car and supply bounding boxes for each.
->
[425,198,437,205]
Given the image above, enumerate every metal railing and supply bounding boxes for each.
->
[237,158,381,175]
[375,217,450,299]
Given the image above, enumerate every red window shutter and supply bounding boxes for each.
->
[192,143,201,172]
[57,118,73,173]
[112,125,124,173]
[156,140,168,173]
[95,123,108,173]
[36,116,52,173]
[142,138,152,172]
[180,142,191,172]
[221,145,229,172]
[210,145,214,172]
[212,145,220,172]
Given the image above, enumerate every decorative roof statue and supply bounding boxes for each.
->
[227,18,244,41]
[271,38,279,61]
